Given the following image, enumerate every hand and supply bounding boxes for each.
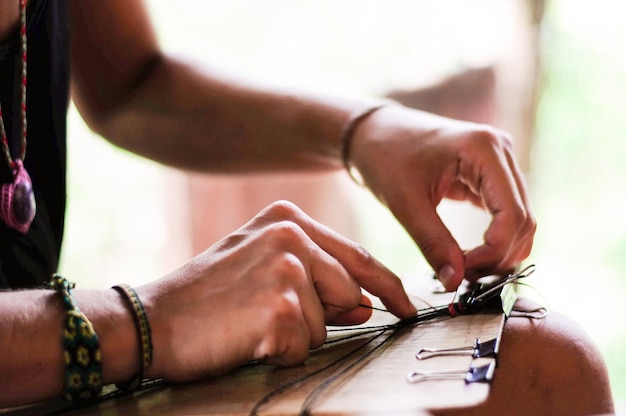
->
[350,106,536,290]
[138,201,416,381]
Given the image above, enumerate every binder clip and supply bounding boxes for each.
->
[406,360,496,384]
[415,337,499,360]
[460,264,536,316]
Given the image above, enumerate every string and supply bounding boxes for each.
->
[358,303,391,313]
[299,303,463,415]
[248,328,389,416]
[249,303,457,416]
[54,267,539,415]
[251,267,538,415]
[0,0,27,168]
[325,306,451,345]
[300,326,402,415]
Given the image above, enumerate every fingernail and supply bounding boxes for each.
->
[437,264,455,291]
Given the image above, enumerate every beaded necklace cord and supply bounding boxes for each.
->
[0,0,36,234]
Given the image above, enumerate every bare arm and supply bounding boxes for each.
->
[69,0,534,287]
[0,202,416,407]
[2,0,535,408]
[69,0,363,173]
[0,289,139,406]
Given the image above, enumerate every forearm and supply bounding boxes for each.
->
[75,55,368,173]
[0,289,139,407]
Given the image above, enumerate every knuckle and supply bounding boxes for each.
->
[499,131,515,150]
[519,217,537,245]
[270,252,308,285]
[526,214,538,237]
[262,200,302,221]
[254,291,301,333]
[349,242,374,271]
[509,203,528,227]
[255,294,310,365]
[267,291,302,322]
[473,126,512,152]
[486,231,509,253]
[509,204,536,241]
[265,220,307,248]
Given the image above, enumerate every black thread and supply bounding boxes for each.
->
[251,270,540,415]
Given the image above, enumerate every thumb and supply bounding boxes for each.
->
[402,201,465,291]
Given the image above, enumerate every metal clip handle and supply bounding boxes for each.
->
[406,368,467,383]
[470,264,536,304]
[416,337,499,360]
[407,361,496,384]
[416,345,474,360]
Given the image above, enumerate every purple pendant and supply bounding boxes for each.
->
[0,160,36,233]
[13,176,36,225]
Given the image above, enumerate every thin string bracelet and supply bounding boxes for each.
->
[340,104,389,186]
[47,275,103,403]
[112,284,153,392]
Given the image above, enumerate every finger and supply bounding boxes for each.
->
[502,137,533,217]
[391,192,466,291]
[487,138,536,273]
[254,225,335,349]
[255,288,313,366]
[257,201,417,318]
[308,247,364,324]
[501,143,537,259]
[327,293,374,326]
[445,180,485,208]
[254,218,371,345]
[461,136,530,276]
[301,220,417,319]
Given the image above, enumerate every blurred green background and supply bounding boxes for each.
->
[60,0,626,412]
[533,0,626,409]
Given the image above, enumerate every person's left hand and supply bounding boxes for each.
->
[348,106,536,290]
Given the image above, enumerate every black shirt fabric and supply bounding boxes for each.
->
[0,0,69,288]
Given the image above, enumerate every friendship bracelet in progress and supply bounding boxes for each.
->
[112,284,153,392]
[340,104,388,185]
[48,275,103,402]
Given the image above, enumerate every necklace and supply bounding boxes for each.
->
[0,0,35,234]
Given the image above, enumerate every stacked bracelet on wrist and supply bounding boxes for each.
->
[48,275,103,403]
[340,104,388,186]
[112,283,153,392]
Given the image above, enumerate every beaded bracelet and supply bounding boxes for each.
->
[340,104,388,186]
[48,275,103,402]
[112,284,153,392]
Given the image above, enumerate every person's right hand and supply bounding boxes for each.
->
[138,200,416,382]
[349,106,536,290]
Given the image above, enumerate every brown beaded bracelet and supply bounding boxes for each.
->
[112,284,153,392]
[340,104,388,185]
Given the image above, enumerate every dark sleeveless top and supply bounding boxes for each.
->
[0,0,69,288]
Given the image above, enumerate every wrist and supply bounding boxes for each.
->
[111,284,153,391]
[341,102,397,186]
[131,284,172,381]
[75,289,141,386]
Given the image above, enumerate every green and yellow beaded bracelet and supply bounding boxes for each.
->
[48,275,103,402]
